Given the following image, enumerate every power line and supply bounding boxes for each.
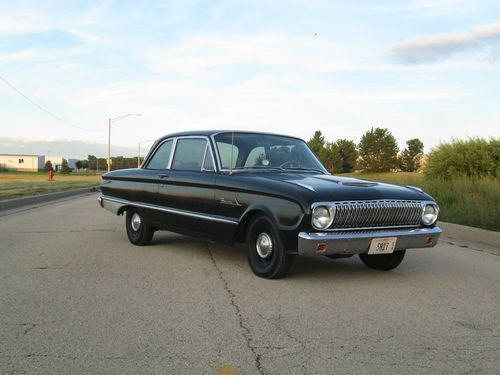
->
[0,74,100,132]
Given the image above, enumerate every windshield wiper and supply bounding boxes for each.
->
[240,166,285,171]
[282,167,325,174]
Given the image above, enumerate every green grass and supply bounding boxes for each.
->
[343,172,424,186]
[0,171,101,200]
[343,172,499,232]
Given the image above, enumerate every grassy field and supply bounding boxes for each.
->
[344,172,500,232]
[0,171,101,200]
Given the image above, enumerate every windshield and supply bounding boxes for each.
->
[214,132,328,173]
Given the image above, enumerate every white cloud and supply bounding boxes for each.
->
[387,22,500,64]
[0,49,39,62]
[0,12,49,35]
[144,33,352,75]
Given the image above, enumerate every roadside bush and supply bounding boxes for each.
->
[421,177,500,231]
[425,138,499,179]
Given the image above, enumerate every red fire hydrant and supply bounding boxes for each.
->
[48,167,54,181]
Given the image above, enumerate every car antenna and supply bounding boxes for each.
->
[229,131,234,175]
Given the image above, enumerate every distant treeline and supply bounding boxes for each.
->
[76,155,143,171]
[307,127,424,173]
[307,128,498,178]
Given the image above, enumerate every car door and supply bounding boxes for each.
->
[157,137,217,237]
[140,138,175,226]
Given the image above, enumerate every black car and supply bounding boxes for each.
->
[98,131,441,279]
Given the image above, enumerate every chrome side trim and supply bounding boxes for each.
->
[298,226,442,256]
[100,195,238,225]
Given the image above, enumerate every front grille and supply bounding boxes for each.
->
[329,200,423,230]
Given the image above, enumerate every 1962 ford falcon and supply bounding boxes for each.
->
[98,131,442,279]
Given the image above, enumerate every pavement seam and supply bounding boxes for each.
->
[441,239,499,256]
[206,243,264,375]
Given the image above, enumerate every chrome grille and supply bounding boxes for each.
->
[330,200,423,230]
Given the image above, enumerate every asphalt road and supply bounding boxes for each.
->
[0,194,499,374]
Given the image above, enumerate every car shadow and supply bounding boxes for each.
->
[148,231,416,281]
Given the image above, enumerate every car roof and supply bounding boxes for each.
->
[155,130,304,143]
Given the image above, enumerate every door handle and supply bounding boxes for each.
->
[158,174,169,179]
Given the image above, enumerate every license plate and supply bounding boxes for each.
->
[368,237,397,254]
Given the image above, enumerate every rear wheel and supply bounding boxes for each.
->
[359,250,406,271]
[125,209,154,246]
[246,214,294,279]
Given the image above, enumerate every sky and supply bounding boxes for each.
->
[1,0,499,159]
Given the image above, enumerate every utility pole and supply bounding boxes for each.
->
[137,142,141,168]
[107,118,111,172]
[107,114,142,173]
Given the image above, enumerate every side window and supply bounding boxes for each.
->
[217,142,239,169]
[202,146,215,172]
[147,140,173,169]
[172,138,207,171]
[244,146,266,167]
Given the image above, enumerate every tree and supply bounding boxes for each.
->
[60,158,72,174]
[75,160,83,170]
[320,142,342,173]
[358,127,399,172]
[43,160,52,172]
[335,139,358,173]
[307,131,326,156]
[87,155,97,170]
[400,138,424,172]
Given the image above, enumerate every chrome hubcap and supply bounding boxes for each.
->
[131,213,141,231]
[256,232,273,259]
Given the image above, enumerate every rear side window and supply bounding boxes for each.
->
[172,138,207,171]
[147,140,173,169]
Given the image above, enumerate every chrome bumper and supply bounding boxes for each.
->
[98,195,126,215]
[298,227,442,256]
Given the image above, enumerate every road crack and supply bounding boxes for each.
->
[206,243,264,375]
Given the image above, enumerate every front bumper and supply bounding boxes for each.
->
[298,227,442,256]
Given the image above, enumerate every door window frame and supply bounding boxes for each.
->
[143,136,218,173]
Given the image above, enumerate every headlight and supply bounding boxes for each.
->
[422,203,439,226]
[312,205,334,230]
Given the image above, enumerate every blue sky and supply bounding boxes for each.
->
[1,0,499,158]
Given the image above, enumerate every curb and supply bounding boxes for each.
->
[438,221,499,249]
[0,187,99,212]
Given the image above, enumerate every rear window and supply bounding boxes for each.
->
[147,140,173,169]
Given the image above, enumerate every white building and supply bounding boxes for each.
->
[0,154,45,171]
[45,156,78,171]
[0,154,79,172]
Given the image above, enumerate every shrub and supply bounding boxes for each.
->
[425,138,499,180]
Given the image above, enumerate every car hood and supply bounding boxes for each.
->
[247,172,433,202]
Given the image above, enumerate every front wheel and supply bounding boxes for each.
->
[359,250,406,271]
[125,209,154,246]
[246,214,294,279]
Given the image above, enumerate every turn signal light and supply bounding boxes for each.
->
[316,243,327,253]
